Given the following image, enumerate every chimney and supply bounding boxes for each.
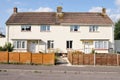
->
[13,7,17,14]
[56,6,64,19]
[57,6,62,13]
[102,8,106,16]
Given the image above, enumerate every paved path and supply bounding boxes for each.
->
[0,64,120,80]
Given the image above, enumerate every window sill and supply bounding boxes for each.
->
[66,48,73,50]
[40,31,51,32]
[89,31,99,33]
[94,49,108,50]
[70,31,80,32]
[14,48,27,50]
[21,31,31,32]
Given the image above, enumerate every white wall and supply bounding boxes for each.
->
[6,25,114,53]
[0,38,7,46]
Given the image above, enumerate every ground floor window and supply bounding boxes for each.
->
[47,40,54,49]
[94,41,108,49]
[66,40,73,49]
[13,40,26,49]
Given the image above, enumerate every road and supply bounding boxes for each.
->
[0,64,120,80]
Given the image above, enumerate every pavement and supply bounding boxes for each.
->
[0,57,120,80]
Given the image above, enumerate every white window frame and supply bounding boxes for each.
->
[89,26,98,32]
[70,25,80,32]
[40,25,50,32]
[94,41,108,49]
[13,40,27,49]
[47,40,54,49]
[21,25,31,31]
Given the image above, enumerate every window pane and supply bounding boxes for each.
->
[104,41,108,49]
[47,41,50,48]
[70,25,79,31]
[17,41,21,48]
[41,25,50,31]
[13,41,17,48]
[21,25,31,31]
[66,41,69,48]
[70,26,73,31]
[70,41,72,48]
[22,41,25,48]
[89,26,98,32]
[47,26,50,31]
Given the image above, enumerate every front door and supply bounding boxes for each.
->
[29,41,37,53]
[84,42,91,54]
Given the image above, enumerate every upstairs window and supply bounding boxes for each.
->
[89,26,98,32]
[40,25,50,32]
[21,25,31,31]
[70,25,80,32]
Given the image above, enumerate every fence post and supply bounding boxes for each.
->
[72,53,73,65]
[94,53,96,66]
[7,51,9,64]
[117,53,119,66]
[30,53,32,64]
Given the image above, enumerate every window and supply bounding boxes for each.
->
[70,25,80,32]
[94,41,108,49]
[89,26,98,32]
[40,25,50,31]
[47,40,54,49]
[21,25,31,31]
[14,41,26,49]
[66,40,73,49]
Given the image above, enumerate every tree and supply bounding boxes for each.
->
[114,20,120,40]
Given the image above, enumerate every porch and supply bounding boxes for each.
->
[13,39,47,53]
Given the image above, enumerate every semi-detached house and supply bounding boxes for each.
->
[6,6,114,53]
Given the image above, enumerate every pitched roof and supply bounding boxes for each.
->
[6,12,113,25]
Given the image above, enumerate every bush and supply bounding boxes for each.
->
[0,42,14,52]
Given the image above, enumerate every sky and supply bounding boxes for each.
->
[0,0,120,34]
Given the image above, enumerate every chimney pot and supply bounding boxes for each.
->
[14,7,17,14]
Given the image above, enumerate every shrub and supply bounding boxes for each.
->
[0,42,14,52]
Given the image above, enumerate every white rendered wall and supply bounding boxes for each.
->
[6,25,114,53]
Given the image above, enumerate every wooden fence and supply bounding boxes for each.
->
[68,52,120,66]
[0,52,55,65]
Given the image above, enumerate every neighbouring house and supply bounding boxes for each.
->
[5,7,114,53]
[0,33,6,46]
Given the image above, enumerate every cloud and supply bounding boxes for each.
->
[28,7,53,12]
[89,7,102,12]
[89,7,120,22]
[115,0,120,6]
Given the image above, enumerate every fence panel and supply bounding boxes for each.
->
[19,52,31,64]
[0,51,8,63]
[32,53,42,64]
[43,53,54,65]
[9,52,20,63]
